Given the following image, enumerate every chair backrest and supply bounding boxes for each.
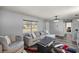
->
[16,35,23,41]
[0,36,9,51]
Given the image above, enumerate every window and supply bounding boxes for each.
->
[23,20,38,33]
[66,22,71,27]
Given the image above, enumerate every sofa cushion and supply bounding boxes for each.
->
[32,32,36,39]
[4,36,11,45]
[9,41,24,49]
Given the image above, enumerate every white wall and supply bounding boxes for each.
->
[38,20,46,32]
[49,20,65,36]
[0,9,45,36]
[44,21,50,34]
[0,10,3,35]
[0,10,23,36]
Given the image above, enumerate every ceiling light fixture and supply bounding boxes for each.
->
[53,20,59,22]
[53,16,59,22]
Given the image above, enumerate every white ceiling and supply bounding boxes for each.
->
[1,6,79,20]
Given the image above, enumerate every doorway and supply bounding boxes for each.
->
[65,22,72,40]
[65,22,72,32]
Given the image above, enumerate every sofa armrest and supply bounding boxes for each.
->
[0,44,2,53]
